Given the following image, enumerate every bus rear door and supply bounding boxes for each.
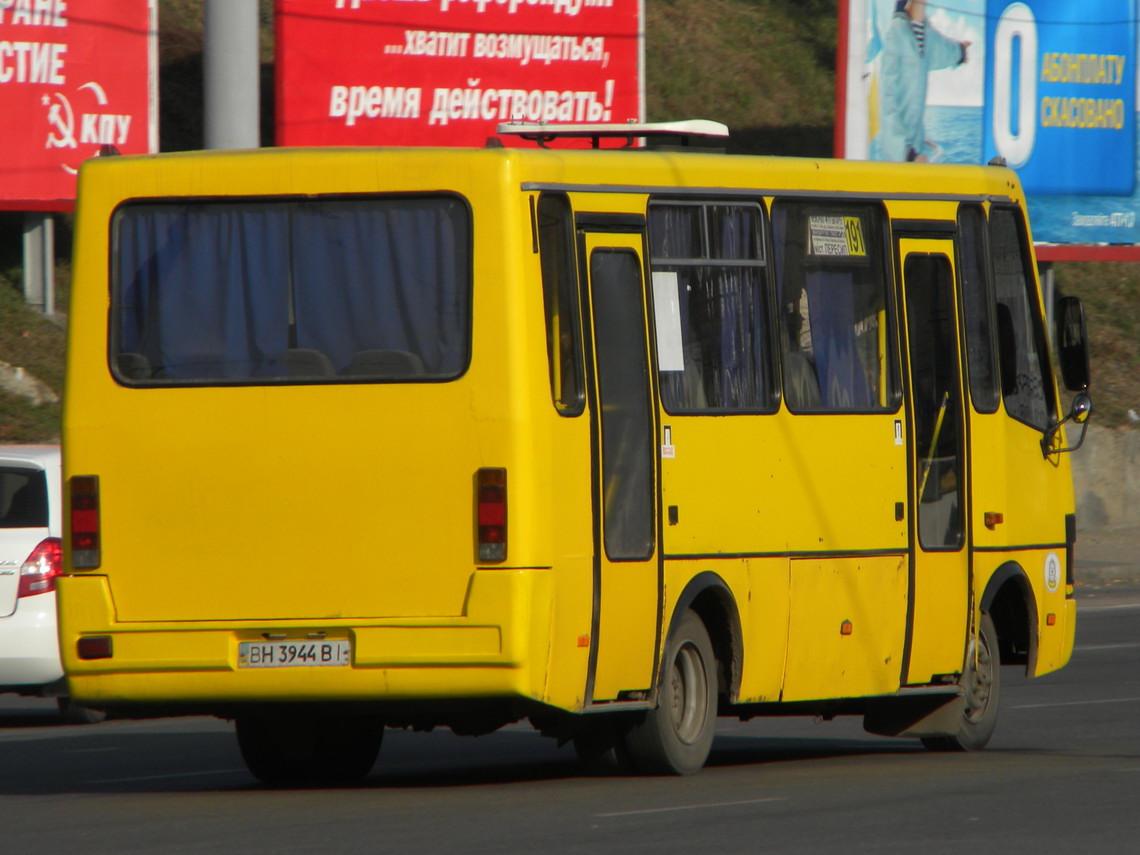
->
[577,222,661,705]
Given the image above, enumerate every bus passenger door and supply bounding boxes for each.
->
[898,239,970,684]
[577,226,661,705]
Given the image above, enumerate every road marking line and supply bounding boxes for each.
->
[1012,697,1140,710]
[1078,603,1140,613]
[1075,642,1140,652]
[91,768,247,784]
[596,797,786,818]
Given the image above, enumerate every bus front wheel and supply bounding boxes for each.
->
[235,711,383,786]
[622,610,717,775]
[922,613,1001,752]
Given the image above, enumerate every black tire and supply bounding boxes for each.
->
[621,610,717,775]
[235,711,383,786]
[57,697,107,725]
[922,613,1001,752]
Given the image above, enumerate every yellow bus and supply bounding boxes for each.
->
[59,121,1092,783]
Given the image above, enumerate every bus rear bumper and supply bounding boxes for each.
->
[58,569,553,708]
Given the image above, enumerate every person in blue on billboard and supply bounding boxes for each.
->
[879,0,970,161]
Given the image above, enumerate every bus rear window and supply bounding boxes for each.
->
[112,195,471,385]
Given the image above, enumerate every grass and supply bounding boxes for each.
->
[0,0,1136,440]
[646,0,838,156]
[1053,262,1140,427]
[0,274,65,443]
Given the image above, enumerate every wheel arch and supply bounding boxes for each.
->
[663,572,743,704]
[979,560,1039,675]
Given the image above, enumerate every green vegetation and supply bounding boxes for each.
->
[1,0,1136,441]
[1054,262,1140,427]
[646,0,838,156]
[0,268,65,442]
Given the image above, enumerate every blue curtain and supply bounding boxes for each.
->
[291,199,468,374]
[118,205,290,379]
[804,271,874,409]
[115,198,469,382]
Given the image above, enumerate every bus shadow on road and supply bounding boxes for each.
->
[706,733,923,769]
[0,721,1049,796]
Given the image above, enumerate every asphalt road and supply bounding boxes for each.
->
[3,586,1139,855]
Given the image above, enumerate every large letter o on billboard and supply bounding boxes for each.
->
[992,3,1037,168]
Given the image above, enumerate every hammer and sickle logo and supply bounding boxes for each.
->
[43,92,77,149]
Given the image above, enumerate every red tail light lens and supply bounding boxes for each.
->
[477,468,507,563]
[18,537,62,598]
[70,475,101,569]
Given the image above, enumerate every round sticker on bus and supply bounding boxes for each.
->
[1044,552,1061,593]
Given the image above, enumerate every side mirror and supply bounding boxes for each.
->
[1070,392,1092,424]
[1056,296,1090,392]
[1041,392,1093,456]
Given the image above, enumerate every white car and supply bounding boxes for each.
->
[0,445,103,723]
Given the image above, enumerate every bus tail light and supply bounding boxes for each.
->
[70,475,102,569]
[477,467,507,563]
[17,538,62,598]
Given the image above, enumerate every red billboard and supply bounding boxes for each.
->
[0,0,157,210]
[276,0,644,147]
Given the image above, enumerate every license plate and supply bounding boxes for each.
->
[238,639,351,668]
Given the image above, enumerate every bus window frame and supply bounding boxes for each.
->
[107,191,476,389]
[955,203,1001,415]
[536,191,586,416]
[770,198,902,416]
[987,203,1059,432]
[646,196,779,417]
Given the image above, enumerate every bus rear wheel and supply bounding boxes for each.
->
[622,610,717,775]
[922,613,1001,752]
[235,711,383,786]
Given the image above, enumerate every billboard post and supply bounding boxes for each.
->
[22,214,54,315]
[204,0,260,149]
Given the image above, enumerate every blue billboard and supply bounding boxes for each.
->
[840,0,1140,249]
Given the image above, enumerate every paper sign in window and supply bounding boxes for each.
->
[652,272,685,372]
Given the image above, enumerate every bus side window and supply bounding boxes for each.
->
[537,193,584,414]
[772,202,897,413]
[647,200,776,413]
[988,207,1056,430]
[957,204,1000,413]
